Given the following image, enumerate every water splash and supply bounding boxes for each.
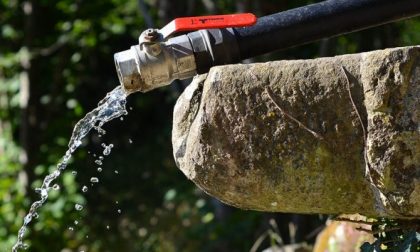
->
[12,86,127,252]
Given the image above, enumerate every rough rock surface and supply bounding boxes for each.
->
[172,46,420,218]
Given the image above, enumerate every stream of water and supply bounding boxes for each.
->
[12,86,128,252]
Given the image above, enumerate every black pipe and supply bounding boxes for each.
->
[233,0,420,60]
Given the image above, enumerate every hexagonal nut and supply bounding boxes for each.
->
[114,48,145,93]
[114,49,137,78]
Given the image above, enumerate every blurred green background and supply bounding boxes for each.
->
[1,0,419,251]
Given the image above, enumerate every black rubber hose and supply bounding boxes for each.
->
[233,0,420,60]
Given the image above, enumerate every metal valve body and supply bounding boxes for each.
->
[114,30,196,93]
[114,14,256,93]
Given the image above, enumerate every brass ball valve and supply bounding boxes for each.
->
[114,14,256,93]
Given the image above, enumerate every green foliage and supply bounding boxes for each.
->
[361,219,420,252]
[1,0,420,251]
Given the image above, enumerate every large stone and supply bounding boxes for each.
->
[172,46,420,218]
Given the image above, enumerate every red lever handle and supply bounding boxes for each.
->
[160,13,257,39]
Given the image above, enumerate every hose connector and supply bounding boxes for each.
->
[114,14,256,93]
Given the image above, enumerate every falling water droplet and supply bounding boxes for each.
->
[94,160,102,165]
[106,225,110,230]
[68,226,74,231]
[90,177,99,183]
[75,204,83,211]
[114,170,119,174]
[128,138,133,144]
[74,220,79,225]
[120,117,124,121]
[102,143,114,156]
[52,184,60,190]
[82,186,88,192]
[117,209,121,214]
[99,156,104,160]
[97,167,102,172]
[72,171,77,175]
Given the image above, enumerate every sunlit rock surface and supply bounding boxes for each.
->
[172,46,420,218]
